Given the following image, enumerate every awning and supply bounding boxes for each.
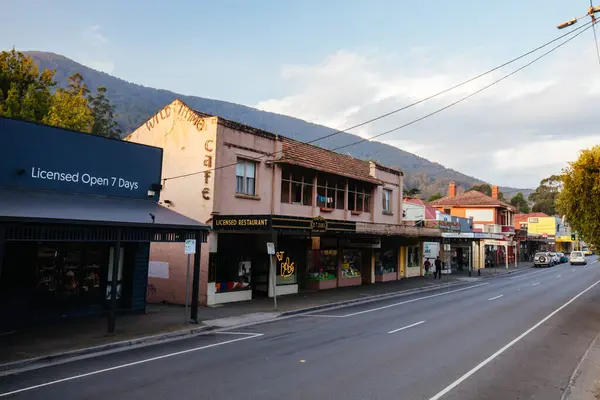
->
[0,186,209,231]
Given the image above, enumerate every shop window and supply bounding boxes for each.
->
[375,248,398,274]
[307,249,338,281]
[280,166,313,206]
[236,159,256,196]
[348,181,372,213]
[316,174,345,209]
[275,249,299,285]
[342,250,362,278]
[408,245,421,268]
[382,189,392,213]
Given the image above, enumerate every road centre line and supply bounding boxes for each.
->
[0,333,264,398]
[488,295,503,301]
[428,278,600,400]
[341,283,489,318]
[557,275,562,278]
[509,269,547,280]
[388,320,426,334]
[532,282,540,287]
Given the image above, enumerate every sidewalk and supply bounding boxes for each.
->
[451,261,534,279]
[563,332,600,400]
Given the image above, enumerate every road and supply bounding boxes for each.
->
[2,258,600,399]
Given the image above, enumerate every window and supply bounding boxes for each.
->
[280,167,313,206]
[316,175,345,210]
[348,181,372,213]
[236,160,256,196]
[382,189,392,213]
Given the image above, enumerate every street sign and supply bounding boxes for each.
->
[185,239,196,254]
[266,242,275,255]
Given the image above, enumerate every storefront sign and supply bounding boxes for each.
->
[0,118,162,199]
[311,216,328,233]
[276,251,295,278]
[212,215,271,230]
[184,239,196,254]
[432,220,461,232]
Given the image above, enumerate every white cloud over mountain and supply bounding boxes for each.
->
[255,42,600,188]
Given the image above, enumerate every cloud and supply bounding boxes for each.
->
[79,25,114,74]
[254,43,600,188]
[89,25,108,45]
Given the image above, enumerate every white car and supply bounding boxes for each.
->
[548,252,560,265]
[570,251,587,265]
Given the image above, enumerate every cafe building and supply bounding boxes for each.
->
[0,117,209,332]
[126,99,440,306]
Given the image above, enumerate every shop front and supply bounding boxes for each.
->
[0,117,209,332]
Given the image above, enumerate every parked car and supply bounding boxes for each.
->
[548,252,560,265]
[570,251,587,265]
[582,247,593,256]
[558,252,569,263]
[534,252,554,267]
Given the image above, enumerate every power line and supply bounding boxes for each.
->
[163,20,592,182]
[329,22,593,154]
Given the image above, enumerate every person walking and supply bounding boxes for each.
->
[424,258,431,277]
[434,256,442,279]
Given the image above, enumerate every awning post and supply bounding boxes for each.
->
[108,229,121,334]
[190,231,202,323]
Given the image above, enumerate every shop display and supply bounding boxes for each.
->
[342,250,361,278]
[307,249,338,281]
[375,249,397,275]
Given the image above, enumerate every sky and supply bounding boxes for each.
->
[2,0,599,189]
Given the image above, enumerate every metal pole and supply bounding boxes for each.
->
[190,232,202,323]
[185,253,191,322]
[270,255,277,309]
[108,230,121,334]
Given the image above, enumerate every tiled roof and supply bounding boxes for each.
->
[430,190,516,210]
[514,212,548,224]
[276,137,382,184]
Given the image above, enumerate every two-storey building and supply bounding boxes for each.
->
[126,100,440,306]
[430,183,517,269]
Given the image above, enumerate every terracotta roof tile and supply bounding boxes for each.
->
[430,190,516,210]
[277,137,382,184]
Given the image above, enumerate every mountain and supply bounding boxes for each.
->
[23,51,532,199]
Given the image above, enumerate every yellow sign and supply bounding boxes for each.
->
[527,216,556,236]
[311,216,327,233]
[276,251,295,278]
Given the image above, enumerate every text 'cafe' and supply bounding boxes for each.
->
[0,117,209,332]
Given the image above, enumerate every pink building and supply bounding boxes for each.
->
[126,99,440,306]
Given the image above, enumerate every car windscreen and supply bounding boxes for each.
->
[572,252,583,257]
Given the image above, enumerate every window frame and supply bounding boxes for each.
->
[235,159,257,196]
[280,166,314,206]
[382,188,392,214]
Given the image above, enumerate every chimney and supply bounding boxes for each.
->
[492,185,499,199]
[448,182,456,198]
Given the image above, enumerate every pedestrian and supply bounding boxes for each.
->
[424,258,431,277]
[434,256,442,279]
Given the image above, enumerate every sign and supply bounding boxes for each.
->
[428,220,461,232]
[184,239,196,254]
[266,242,275,255]
[0,118,162,199]
[444,244,451,251]
[212,215,271,230]
[311,216,327,233]
[424,242,439,259]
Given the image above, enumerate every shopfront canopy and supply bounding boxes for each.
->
[0,187,209,242]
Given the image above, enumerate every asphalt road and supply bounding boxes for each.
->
[2,258,600,399]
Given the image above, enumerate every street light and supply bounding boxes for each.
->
[558,18,578,29]
[556,5,600,30]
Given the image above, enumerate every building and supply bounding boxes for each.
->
[0,117,209,332]
[514,212,549,259]
[430,183,517,269]
[125,99,440,306]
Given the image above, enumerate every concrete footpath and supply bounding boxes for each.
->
[0,263,533,374]
[563,331,600,400]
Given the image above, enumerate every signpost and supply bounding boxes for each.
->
[184,239,196,322]
[267,242,277,309]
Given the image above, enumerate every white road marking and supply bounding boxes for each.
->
[557,275,562,278]
[341,283,489,318]
[509,269,546,280]
[298,314,345,318]
[388,320,426,334]
[572,269,576,272]
[488,295,503,301]
[532,282,540,287]
[0,333,264,398]
[428,278,600,400]
[218,331,265,335]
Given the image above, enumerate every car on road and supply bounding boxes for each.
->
[570,251,587,265]
[534,252,554,267]
[582,247,593,256]
[548,252,560,265]
[557,252,569,263]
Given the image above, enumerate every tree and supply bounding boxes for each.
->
[510,192,530,213]
[467,183,505,200]
[556,146,600,245]
[405,187,421,198]
[428,192,443,202]
[529,175,561,216]
[88,86,122,138]
[43,73,93,133]
[0,48,55,121]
